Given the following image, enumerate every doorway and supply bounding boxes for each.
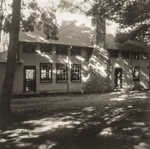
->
[114,68,122,88]
[24,66,36,92]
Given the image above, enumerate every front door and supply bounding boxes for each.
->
[24,66,36,92]
[114,68,122,88]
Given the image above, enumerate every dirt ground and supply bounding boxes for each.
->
[0,90,150,149]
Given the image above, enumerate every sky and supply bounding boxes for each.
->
[2,0,117,34]
[36,0,85,8]
[36,0,94,29]
[106,20,119,36]
[36,0,118,35]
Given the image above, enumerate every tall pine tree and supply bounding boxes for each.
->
[0,0,21,128]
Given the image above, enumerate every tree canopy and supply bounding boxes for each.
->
[95,0,150,45]
[0,0,58,40]
[56,0,150,45]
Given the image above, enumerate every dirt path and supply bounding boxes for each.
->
[11,90,150,113]
[0,90,150,149]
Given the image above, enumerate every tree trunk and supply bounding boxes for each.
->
[0,0,4,42]
[0,0,21,128]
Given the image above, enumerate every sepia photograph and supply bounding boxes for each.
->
[0,0,150,148]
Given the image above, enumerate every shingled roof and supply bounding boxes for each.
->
[105,33,150,52]
[19,20,94,48]
[0,21,94,62]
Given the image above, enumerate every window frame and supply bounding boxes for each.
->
[40,63,53,83]
[71,64,81,82]
[56,63,68,83]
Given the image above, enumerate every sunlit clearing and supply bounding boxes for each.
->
[38,141,57,149]
[114,63,121,68]
[16,142,32,148]
[99,127,113,137]
[23,117,81,134]
[130,92,147,99]
[82,106,96,112]
[0,139,7,143]
[132,122,145,126]
[110,95,128,101]
[134,142,150,149]
[36,50,53,63]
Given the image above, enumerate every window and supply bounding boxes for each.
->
[56,64,67,82]
[71,64,81,82]
[133,66,140,81]
[40,63,52,82]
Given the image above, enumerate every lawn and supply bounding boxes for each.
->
[0,91,150,149]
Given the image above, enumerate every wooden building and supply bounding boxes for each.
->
[0,21,94,94]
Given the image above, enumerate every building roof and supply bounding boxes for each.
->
[19,20,94,48]
[105,33,150,53]
[0,21,94,62]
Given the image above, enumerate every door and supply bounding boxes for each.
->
[24,66,36,92]
[114,68,122,88]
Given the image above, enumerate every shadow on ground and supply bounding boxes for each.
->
[0,91,150,149]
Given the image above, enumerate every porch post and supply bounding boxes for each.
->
[67,46,72,93]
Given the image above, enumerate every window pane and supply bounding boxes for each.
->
[26,70,34,79]
[41,69,47,79]
[71,64,81,82]
[40,63,52,82]
[56,64,67,82]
